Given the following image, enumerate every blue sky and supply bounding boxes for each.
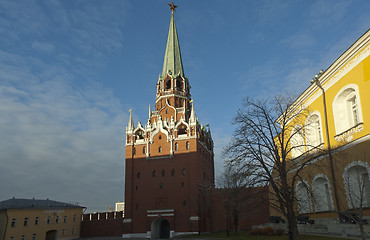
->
[0,0,369,212]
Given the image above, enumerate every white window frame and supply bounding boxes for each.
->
[343,161,370,209]
[332,84,363,135]
[290,124,305,158]
[295,180,313,214]
[312,174,334,212]
[305,111,324,151]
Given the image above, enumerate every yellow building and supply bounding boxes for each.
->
[276,28,370,227]
[0,198,85,240]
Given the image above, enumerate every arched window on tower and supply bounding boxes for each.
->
[178,124,187,135]
[165,79,171,90]
[135,130,144,140]
[175,142,178,151]
[186,141,190,150]
[176,79,182,91]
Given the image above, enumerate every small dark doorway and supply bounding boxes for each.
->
[151,218,170,239]
[45,230,57,240]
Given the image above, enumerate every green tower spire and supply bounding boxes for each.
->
[162,11,184,78]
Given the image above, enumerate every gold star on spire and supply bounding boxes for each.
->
[168,2,178,12]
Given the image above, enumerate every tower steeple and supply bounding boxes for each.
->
[127,110,134,132]
[162,11,184,78]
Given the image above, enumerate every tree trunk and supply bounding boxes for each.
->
[233,207,239,233]
[287,205,299,240]
[359,221,366,240]
[234,215,239,233]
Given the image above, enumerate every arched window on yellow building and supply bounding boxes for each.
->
[343,162,370,209]
[296,181,312,214]
[305,112,323,151]
[332,84,363,135]
[290,124,305,159]
[312,174,333,212]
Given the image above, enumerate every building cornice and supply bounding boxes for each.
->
[286,29,370,115]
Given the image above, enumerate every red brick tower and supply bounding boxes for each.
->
[124,6,215,238]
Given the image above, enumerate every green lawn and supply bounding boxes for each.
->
[180,231,352,240]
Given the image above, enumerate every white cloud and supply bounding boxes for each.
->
[0,0,131,212]
[256,0,289,26]
[0,51,128,211]
[280,31,316,49]
[32,41,55,53]
[0,59,128,211]
[309,0,352,28]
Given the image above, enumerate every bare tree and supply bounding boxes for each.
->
[225,95,317,240]
[342,159,370,240]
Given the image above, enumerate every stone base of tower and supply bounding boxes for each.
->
[122,212,201,239]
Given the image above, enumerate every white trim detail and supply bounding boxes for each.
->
[305,43,370,111]
[147,209,174,213]
[334,123,364,143]
[279,35,370,118]
[175,116,189,137]
[123,218,132,223]
[122,233,147,238]
[150,116,170,143]
[161,213,175,216]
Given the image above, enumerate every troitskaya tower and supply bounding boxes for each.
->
[124,3,215,238]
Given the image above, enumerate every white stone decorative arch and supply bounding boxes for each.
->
[150,117,170,143]
[295,180,313,214]
[332,84,363,135]
[175,116,189,138]
[158,99,177,122]
[290,124,305,159]
[134,125,145,134]
[342,161,370,208]
[134,123,146,143]
[312,173,334,212]
[305,111,324,151]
